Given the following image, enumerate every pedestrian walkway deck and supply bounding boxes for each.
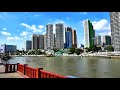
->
[0,61,23,78]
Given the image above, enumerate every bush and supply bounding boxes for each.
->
[69,48,75,54]
[75,49,84,55]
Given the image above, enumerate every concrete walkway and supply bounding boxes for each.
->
[0,61,24,78]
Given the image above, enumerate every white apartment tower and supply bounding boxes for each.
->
[110,12,120,51]
[46,24,53,49]
[55,23,64,49]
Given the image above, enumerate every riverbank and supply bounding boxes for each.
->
[10,52,120,58]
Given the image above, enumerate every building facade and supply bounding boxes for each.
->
[55,23,64,49]
[110,12,120,51]
[95,35,101,46]
[38,35,44,49]
[72,30,77,48]
[65,27,73,48]
[84,19,95,48]
[46,24,53,49]
[44,34,47,50]
[26,40,32,52]
[0,44,17,54]
[53,34,56,49]
[32,34,38,50]
[102,35,111,46]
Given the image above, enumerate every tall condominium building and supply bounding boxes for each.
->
[56,23,64,49]
[44,34,47,50]
[72,30,77,48]
[38,35,44,49]
[46,24,53,49]
[110,12,120,51]
[101,35,111,46]
[26,40,32,52]
[65,27,73,48]
[84,19,95,48]
[32,34,38,50]
[95,35,101,46]
[53,34,56,48]
[32,34,44,50]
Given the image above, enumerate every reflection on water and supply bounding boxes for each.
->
[8,56,120,78]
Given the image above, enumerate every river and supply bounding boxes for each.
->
[7,56,120,78]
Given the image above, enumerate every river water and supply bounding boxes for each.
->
[7,56,120,78]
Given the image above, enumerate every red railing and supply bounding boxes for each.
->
[5,64,17,73]
[17,64,24,73]
[5,63,67,78]
[40,70,66,78]
[25,66,36,78]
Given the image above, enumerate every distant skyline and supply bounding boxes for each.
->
[0,12,110,50]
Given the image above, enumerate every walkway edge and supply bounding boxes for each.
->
[17,71,29,78]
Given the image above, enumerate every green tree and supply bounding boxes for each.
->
[69,48,75,54]
[75,48,83,55]
[105,45,114,52]
[85,45,102,52]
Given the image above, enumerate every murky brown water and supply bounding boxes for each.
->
[8,56,120,78]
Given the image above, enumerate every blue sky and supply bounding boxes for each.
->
[0,12,110,50]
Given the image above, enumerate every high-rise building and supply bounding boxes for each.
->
[55,23,64,49]
[110,12,120,51]
[0,44,17,54]
[32,34,38,50]
[72,30,77,48]
[53,34,56,48]
[46,24,53,49]
[44,34,47,50]
[84,19,95,48]
[95,35,101,46]
[32,34,44,50]
[26,40,32,52]
[101,35,111,46]
[65,27,73,48]
[38,35,44,49]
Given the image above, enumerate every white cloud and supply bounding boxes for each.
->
[38,25,44,29]
[20,31,29,36]
[66,17,70,20]
[7,37,14,40]
[7,36,21,40]
[80,12,87,15]
[92,19,110,31]
[14,36,21,40]
[2,28,7,30]
[99,31,111,36]
[31,25,42,33]
[1,31,11,36]
[20,23,43,33]
[54,19,68,27]
[21,23,31,29]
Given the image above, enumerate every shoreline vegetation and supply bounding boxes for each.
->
[10,52,120,59]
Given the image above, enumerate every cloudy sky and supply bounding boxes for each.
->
[0,12,110,50]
